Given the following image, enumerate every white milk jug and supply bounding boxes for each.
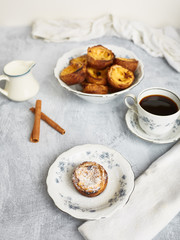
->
[0,60,39,101]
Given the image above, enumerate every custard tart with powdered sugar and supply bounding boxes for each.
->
[72,161,108,197]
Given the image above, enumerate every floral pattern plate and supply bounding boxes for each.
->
[46,144,134,220]
[125,109,180,144]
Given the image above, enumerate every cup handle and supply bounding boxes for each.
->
[0,75,10,96]
[124,94,138,114]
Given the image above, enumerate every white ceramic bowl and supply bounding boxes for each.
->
[54,44,144,104]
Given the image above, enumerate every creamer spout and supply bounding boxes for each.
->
[25,61,36,71]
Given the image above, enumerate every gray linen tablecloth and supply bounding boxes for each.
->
[0,26,179,240]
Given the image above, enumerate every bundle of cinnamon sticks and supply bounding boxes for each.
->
[30,100,65,143]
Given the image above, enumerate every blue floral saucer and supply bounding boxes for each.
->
[46,144,134,220]
[125,109,180,144]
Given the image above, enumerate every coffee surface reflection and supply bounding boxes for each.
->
[140,95,179,116]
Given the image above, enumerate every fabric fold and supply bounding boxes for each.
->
[78,141,180,240]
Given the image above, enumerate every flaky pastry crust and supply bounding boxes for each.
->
[108,65,134,90]
[114,57,138,72]
[72,161,108,197]
[70,54,87,66]
[87,45,115,69]
[60,63,86,85]
[83,83,108,94]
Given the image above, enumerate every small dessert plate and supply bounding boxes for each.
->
[125,109,180,144]
[46,144,134,220]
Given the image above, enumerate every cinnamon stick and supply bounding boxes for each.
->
[30,100,42,142]
[30,107,65,135]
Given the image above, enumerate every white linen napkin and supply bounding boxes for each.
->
[32,14,180,72]
[78,141,180,240]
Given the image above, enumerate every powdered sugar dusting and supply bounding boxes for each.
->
[72,162,107,192]
[76,165,102,190]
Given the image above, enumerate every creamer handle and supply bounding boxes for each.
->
[0,75,9,96]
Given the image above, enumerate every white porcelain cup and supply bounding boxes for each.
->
[124,87,180,136]
[0,60,39,101]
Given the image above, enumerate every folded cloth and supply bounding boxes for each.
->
[78,141,180,240]
[112,17,180,72]
[32,14,180,72]
[32,15,112,42]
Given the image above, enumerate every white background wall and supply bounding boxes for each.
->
[0,0,180,27]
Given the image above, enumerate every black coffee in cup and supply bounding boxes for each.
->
[140,95,179,116]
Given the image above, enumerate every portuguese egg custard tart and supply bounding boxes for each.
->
[114,57,138,72]
[59,45,139,94]
[86,67,108,85]
[108,65,135,90]
[108,85,120,94]
[70,54,87,66]
[82,83,108,94]
[87,45,115,69]
[60,63,86,85]
[72,161,108,197]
